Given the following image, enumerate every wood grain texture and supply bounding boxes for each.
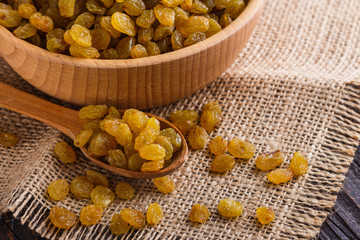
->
[0,83,188,179]
[0,0,264,109]
[318,144,360,240]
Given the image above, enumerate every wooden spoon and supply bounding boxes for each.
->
[0,82,188,179]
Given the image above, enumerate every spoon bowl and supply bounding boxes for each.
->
[0,82,188,179]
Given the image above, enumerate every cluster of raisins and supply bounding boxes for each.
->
[46,100,309,230]
[189,199,274,225]
[73,105,182,172]
[0,130,19,147]
[168,100,310,226]
[47,166,172,232]
[170,101,221,151]
[0,0,247,59]
[255,150,309,184]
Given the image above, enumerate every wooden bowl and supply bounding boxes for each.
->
[0,0,264,109]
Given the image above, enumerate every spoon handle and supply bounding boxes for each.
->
[0,82,82,139]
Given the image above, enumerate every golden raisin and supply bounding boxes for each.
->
[29,12,54,32]
[49,206,77,230]
[122,109,149,132]
[86,170,109,186]
[111,12,137,36]
[0,9,22,28]
[139,144,166,161]
[69,43,100,58]
[170,110,198,134]
[74,129,93,147]
[54,141,76,164]
[110,213,131,235]
[0,131,19,147]
[255,150,285,171]
[187,126,208,150]
[267,168,294,184]
[256,206,275,225]
[134,117,160,150]
[69,24,92,47]
[115,182,135,199]
[289,151,309,176]
[91,28,111,50]
[154,135,173,160]
[89,131,117,156]
[115,123,133,146]
[210,154,235,172]
[18,3,37,19]
[128,153,145,171]
[189,204,209,223]
[176,16,209,37]
[136,9,156,28]
[120,209,146,228]
[58,0,76,17]
[218,199,242,218]
[160,128,182,152]
[14,23,37,39]
[147,203,163,225]
[153,176,175,193]
[90,185,115,208]
[227,138,255,159]
[130,44,148,58]
[209,136,227,155]
[154,4,175,27]
[70,175,94,198]
[108,149,128,169]
[79,105,108,119]
[140,159,165,172]
[79,205,104,225]
[47,179,69,201]
[123,0,146,16]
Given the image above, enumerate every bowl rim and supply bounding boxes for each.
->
[0,0,264,69]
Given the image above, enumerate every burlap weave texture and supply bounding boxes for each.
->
[1,0,360,239]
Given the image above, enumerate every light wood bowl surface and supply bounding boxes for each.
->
[0,0,264,109]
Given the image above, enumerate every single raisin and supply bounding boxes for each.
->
[289,151,308,176]
[90,185,115,208]
[210,154,235,172]
[79,205,104,225]
[187,126,208,150]
[115,182,135,199]
[107,149,128,168]
[70,175,94,198]
[54,141,76,164]
[146,202,163,225]
[256,206,275,225]
[153,176,175,193]
[49,206,77,229]
[227,138,255,159]
[189,204,209,223]
[86,170,109,186]
[255,150,285,171]
[47,179,69,201]
[267,168,294,184]
[110,213,131,235]
[217,199,242,218]
[120,208,146,228]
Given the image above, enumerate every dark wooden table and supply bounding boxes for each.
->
[2,146,360,240]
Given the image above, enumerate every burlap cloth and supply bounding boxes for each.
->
[1,0,360,239]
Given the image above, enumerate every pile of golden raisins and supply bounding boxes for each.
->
[47,166,174,233]
[36,100,311,232]
[0,0,247,59]
[73,105,182,172]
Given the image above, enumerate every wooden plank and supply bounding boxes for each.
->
[2,212,45,240]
